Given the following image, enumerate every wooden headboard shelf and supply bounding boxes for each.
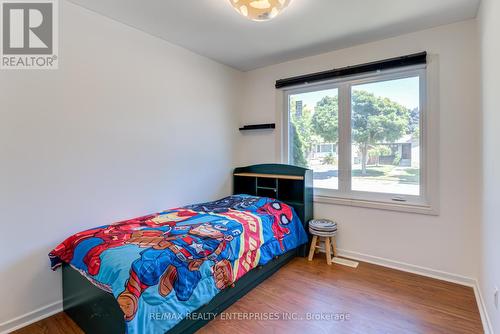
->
[233,164,313,257]
[233,172,304,181]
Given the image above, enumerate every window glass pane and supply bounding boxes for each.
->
[289,88,339,190]
[351,76,420,195]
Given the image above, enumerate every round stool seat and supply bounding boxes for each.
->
[308,219,338,265]
[309,219,337,236]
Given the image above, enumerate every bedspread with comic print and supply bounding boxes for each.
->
[49,195,308,334]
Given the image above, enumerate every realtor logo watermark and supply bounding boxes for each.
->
[1,0,58,69]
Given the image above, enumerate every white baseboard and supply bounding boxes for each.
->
[473,282,494,334]
[0,300,62,334]
[337,248,493,334]
[337,248,475,286]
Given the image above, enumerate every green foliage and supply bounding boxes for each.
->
[311,96,339,144]
[311,91,410,144]
[290,98,316,160]
[289,91,411,173]
[368,145,392,166]
[351,91,410,145]
[351,90,410,174]
[408,107,420,136]
[393,151,402,166]
[290,122,308,168]
[368,145,391,159]
[322,153,337,166]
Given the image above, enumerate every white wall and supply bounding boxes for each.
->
[479,0,500,331]
[0,1,242,330]
[238,20,481,280]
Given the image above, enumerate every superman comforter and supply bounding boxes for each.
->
[49,195,308,333]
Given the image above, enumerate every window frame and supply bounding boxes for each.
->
[281,64,439,215]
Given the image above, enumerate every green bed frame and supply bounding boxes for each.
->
[62,164,313,334]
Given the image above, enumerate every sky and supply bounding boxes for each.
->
[291,76,420,112]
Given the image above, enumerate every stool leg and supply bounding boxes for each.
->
[308,236,318,261]
[332,236,338,257]
[325,237,332,265]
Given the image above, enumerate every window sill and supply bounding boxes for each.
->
[314,195,439,216]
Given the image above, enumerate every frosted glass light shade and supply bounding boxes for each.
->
[229,0,292,22]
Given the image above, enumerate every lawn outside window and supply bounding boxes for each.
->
[281,64,439,215]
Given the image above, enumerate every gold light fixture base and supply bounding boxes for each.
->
[229,0,292,22]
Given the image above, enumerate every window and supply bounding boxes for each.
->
[284,65,437,213]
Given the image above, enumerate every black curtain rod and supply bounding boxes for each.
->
[275,51,427,89]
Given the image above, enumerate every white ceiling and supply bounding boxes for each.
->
[68,0,481,71]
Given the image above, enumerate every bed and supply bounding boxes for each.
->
[50,164,313,334]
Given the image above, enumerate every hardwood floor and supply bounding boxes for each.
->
[13,257,483,334]
[12,312,83,334]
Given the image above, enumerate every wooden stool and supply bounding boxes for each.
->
[308,235,337,265]
[307,219,338,265]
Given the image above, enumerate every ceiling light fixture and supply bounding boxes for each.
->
[229,0,292,22]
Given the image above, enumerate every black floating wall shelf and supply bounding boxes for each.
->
[239,123,276,131]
